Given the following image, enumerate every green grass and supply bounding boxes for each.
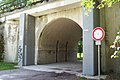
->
[80,77,87,80]
[0,62,17,71]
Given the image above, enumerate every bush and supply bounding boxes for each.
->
[110,31,120,58]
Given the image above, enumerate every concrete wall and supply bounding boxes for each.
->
[4,21,19,63]
[35,7,83,64]
[0,0,83,65]
[37,50,56,64]
[67,50,77,62]
[1,6,82,64]
[100,3,120,73]
[1,0,120,75]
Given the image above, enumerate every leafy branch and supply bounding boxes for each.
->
[110,31,120,58]
[81,0,120,15]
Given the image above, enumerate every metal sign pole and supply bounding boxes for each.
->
[96,41,101,80]
[92,27,105,79]
[98,45,100,80]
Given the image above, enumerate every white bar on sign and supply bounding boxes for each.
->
[95,41,101,45]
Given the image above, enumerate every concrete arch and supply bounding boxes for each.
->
[36,16,83,44]
[37,17,82,64]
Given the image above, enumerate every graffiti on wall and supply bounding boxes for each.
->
[18,45,23,64]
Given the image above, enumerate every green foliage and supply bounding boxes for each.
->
[77,53,83,60]
[82,0,120,15]
[81,0,95,15]
[27,0,33,6]
[26,0,49,6]
[0,0,13,4]
[110,31,120,58]
[97,0,120,9]
[80,77,87,80]
[78,38,83,53]
[77,38,83,60]
[0,0,49,13]
[0,0,48,5]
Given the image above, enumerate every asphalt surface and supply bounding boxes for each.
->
[0,69,80,80]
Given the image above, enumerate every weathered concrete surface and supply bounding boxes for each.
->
[36,18,82,64]
[35,7,83,64]
[3,6,83,64]
[100,3,120,73]
[0,62,107,80]
[0,69,80,80]
[23,62,107,80]
[0,0,83,64]
[18,14,35,66]
[23,62,82,75]
[2,0,120,76]
[4,21,19,63]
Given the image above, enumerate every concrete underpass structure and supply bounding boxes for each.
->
[38,18,82,64]
[1,0,120,76]
[0,0,98,76]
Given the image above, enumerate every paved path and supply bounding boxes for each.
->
[0,62,107,80]
[23,62,82,76]
[0,69,80,80]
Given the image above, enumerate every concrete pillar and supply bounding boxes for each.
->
[82,1,100,75]
[18,13,35,66]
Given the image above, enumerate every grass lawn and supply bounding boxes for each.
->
[0,62,17,71]
[80,77,87,80]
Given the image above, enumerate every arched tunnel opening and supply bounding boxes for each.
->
[37,18,83,64]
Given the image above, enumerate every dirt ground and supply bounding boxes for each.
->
[0,69,80,80]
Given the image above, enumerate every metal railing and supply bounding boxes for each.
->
[0,0,50,14]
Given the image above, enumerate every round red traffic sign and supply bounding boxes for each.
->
[92,27,105,41]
